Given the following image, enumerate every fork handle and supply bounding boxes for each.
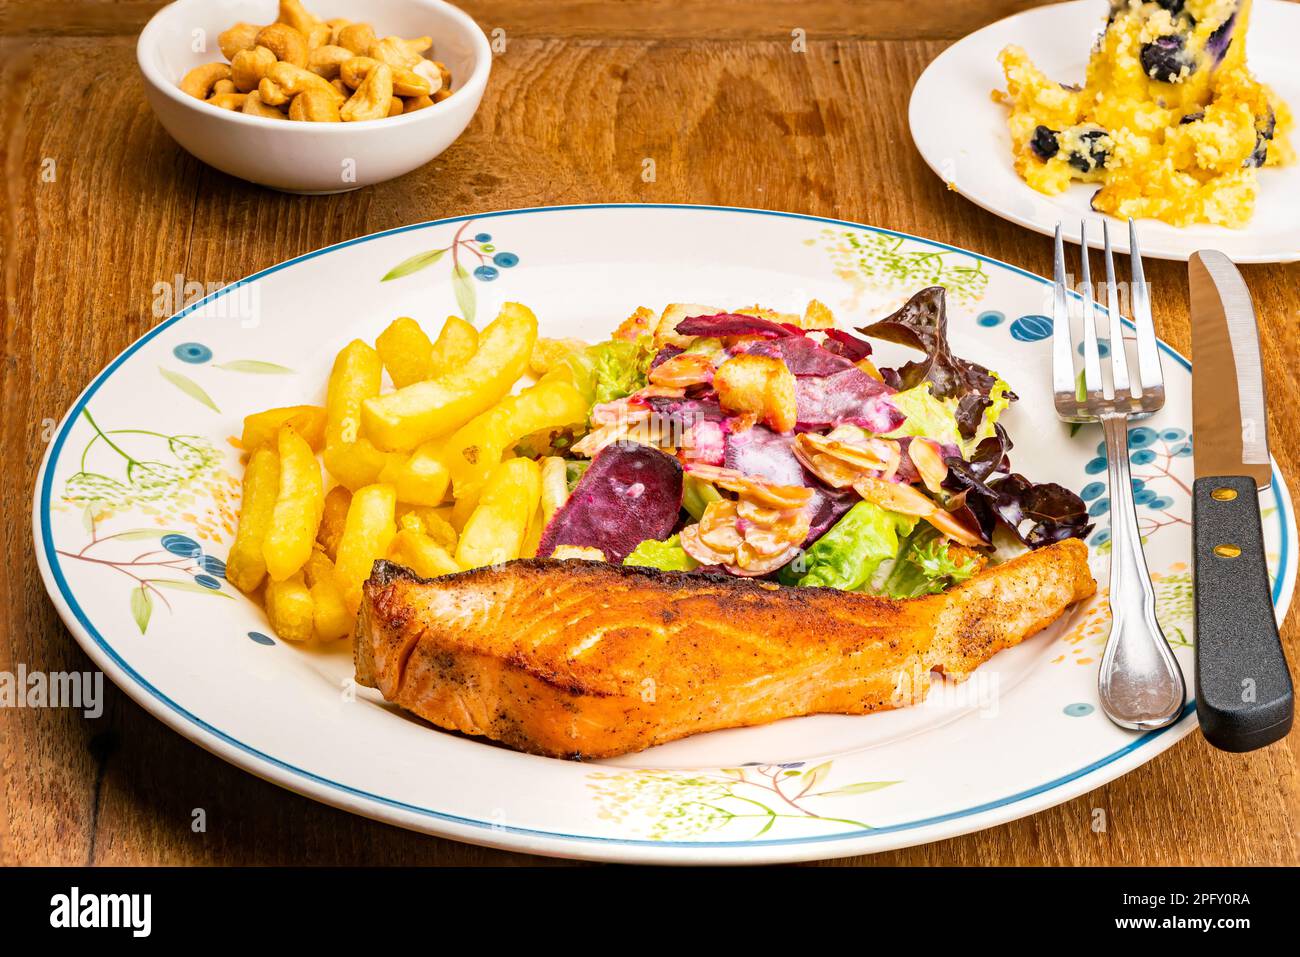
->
[1193,475,1294,752]
[1096,414,1186,730]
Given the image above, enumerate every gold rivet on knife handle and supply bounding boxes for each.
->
[1213,544,1242,559]
[1210,487,1238,501]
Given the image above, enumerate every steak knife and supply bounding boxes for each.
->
[1189,250,1293,752]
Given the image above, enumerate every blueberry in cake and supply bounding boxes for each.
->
[995,0,1292,227]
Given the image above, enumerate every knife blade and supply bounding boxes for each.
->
[1189,250,1292,752]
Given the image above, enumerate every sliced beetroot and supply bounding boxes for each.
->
[737,337,855,376]
[820,328,873,363]
[723,425,854,546]
[724,424,805,487]
[805,486,857,544]
[537,445,684,563]
[794,367,903,433]
[642,394,725,422]
[674,312,800,339]
[649,344,684,369]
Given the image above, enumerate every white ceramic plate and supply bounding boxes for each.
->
[909,0,1300,263]
[34,205,1296,864]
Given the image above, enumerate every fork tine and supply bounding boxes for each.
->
[1127,219,1164,396]
[1103,221,1132,400]
[1078,220,1106,399]
[1052,223,1078,400]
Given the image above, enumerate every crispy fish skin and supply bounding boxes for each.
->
[355,538,1095,758]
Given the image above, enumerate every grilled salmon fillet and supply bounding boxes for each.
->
[355,538,1095,758]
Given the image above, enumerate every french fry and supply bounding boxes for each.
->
[387,529,460,579]
[443,376,588,501]
[334,483,397,613]
[520,503,544,558]
[240,405,327,452]
[376,316,434,388]
[317,485,352,560]
[263,426,325,582]
[427,315,479,380]
[455,457,541,570]
[539,456,569,527]
[323,339,395,489]
[529,337,587,377]
[265,572,314,642]
[304,548,352,640]
[395,504,458,550]
[361,303,538,451]
[226,447,280,593]
[449,490,478,532]
[377,440,450,506]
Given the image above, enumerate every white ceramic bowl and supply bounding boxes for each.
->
[137,0,491,193]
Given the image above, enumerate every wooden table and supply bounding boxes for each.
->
[1,0,1296,866]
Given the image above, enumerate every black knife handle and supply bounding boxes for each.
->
[1193,475,1294,751]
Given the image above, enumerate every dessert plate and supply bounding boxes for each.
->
[33,205,1296,863]
[909,0,1300,262]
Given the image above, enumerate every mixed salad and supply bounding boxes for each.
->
[528,287,1093,599]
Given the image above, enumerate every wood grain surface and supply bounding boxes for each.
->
[1,0,1296,866]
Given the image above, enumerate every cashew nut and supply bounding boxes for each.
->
[218,22,262,61]
[206,92,248,111]
[401,36,434,58]
[257,77,288,106]
[336,22,377,56]
[243,91,288,119]
[367,37,421,70]
[265,61,347,104]
[340,62,393,121]
[326,18,352,45]
[411,59,444,96]
[180,62,232,100]
[289,89,342,122]
[184,7,451,121]
[308,44,353,80]
[231,45,277,93]
[340,55,429,97]
[276,0,321,35]
[255,22,309,68]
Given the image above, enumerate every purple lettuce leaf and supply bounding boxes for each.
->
[942,425,1092,547]
[857,286,1014,439]
[537,445,684,563]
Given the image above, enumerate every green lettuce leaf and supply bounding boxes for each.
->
[972,375,1013,444]
[878,527,980,598]
[884,382,963,448]
[681,475,722,521]
[586,336,658,407]
[780,501,916,591]
[885,376,1013,454]
[624,534,699,572]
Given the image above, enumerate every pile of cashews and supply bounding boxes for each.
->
[178,0,453,122]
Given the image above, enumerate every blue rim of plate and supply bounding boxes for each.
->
[36,203,1292,851]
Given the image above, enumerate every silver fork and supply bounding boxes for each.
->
[1053,219,1185,731]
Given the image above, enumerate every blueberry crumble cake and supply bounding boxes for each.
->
[995,0,1292,227]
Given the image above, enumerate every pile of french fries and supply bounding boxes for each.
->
[226,302,591,641]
